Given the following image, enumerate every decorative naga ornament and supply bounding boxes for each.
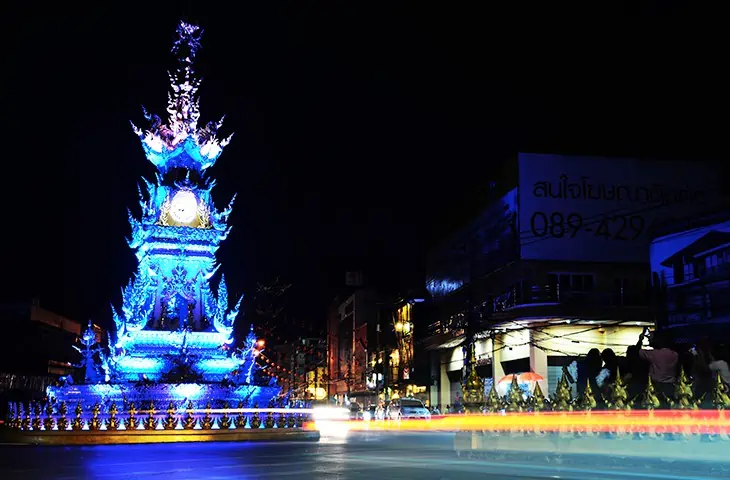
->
[529,382,550,413]
[89,403,102,431]
[126,402,139,430]
[71,402,84,431]
[31,402,42,431]
[43,403,55,431]
[57,402,68,431]
[250,405,262,429]
[264,411,275,429]
[503,376,525,413]
[108,403,120,431]
[711,372,730,410]
[604,369,631,411]
[219,403,232,429]
[111,21,245,383]
[18,405,28,431]
[670,368,701,410]
[638,377,662,410]
[7,404,17,430]
[234,402,247,429]
[21,405,30,431]
[576,379,598,411]
[461,345,484,413]
[201,402,213,430]
[484,384,502,413]
[276,412,286,428]
[183,401,197,430]
[144,402,158,430]
[183,401,196,430]
[164,402,178,430]
[552,374,573,412]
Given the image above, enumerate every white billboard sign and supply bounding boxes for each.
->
[518,153,721,263]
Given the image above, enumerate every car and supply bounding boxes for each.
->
[387,398,431,420]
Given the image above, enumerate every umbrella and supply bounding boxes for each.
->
[518,372,544,383]
[497,374,518,385]
[496,372,545,395]
[497,372,544,384]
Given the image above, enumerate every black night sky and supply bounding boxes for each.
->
[4,3,723,332]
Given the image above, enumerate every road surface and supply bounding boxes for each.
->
[0,431,728,479]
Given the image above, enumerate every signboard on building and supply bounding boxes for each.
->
[518,153,721,263]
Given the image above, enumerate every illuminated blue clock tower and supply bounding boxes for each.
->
[111,22,242,382]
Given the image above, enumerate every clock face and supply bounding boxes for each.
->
[169,190,198,224]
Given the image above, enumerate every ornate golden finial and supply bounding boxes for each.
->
[577,379,598,411]
[552,374,573,412]
[108,402,120,430]
[201,402,213,430]
[503,376,525,413]
[250,404,261,429]
[529,382,550,412]
[286,412,296,428]
[89,403,102,431]
[144,401,157,430]
[57,401,68,431]
[126,402,139,430]
[18,404,30,430]
[219,403,232,430]
[20,405,30,430]
[234,401,247,429]
[31,402,42,431]
[264,411,275,428]
[43,402,55,431]
[183,401,197,429]
[164,402,178,430]
[461,345,485,413]
[484,384,501,413]
[7,403,17,430]
[711,372,730,410]
[276,412,286,428]
[604,368,631,410]
[669,367,700,410]
[638,377,661,410]
[71,402,84,431]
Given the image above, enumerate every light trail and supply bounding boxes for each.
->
[345,410,730,435]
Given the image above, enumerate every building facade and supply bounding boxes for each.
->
[326,289,432,405]
[327,289,379,401]
[424,153,722,407]
[650,210,730,343]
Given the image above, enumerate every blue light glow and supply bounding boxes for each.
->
[105,21,247,384]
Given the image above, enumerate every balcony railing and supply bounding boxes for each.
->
[490,284,649,313]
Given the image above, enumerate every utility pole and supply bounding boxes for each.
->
[375,309,381,401]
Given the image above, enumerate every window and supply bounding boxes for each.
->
[683,262,694,281]
[705,253,726,274]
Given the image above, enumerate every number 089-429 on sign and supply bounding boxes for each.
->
[529,212,644,241]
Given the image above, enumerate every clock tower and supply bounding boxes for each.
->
[111,22,243,382]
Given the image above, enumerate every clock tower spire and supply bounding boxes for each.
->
[112,21,243,383]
